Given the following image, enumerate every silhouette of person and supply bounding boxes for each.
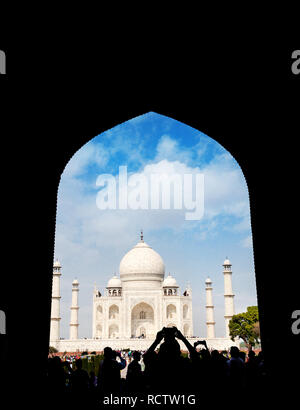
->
[226,346,245,388]
[143,327,196,393]
[245,350,258,384]
[142,348,159,392]
[239,351,246,362]
[257,351,266,379]
[46,356,66,395]
[70,358,90,394]
[88,369,98,403]
[209,350,227,393]
[192,340,212,392]
[126,351,143,392]
[97,347,126,394]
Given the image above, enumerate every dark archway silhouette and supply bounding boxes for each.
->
[3,52,297,403]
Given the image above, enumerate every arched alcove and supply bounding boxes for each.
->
[96,324,102,338]
[183,323,190,337]
[109,304,119,320]
[131,302,154,338]
[166,304,176,319]
[96,305,103,321]
[109,324,119,339]
[183,305,188,319]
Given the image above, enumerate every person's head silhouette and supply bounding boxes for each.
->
[104,347,113,360]
[230,346,240,358]
[200,349,210,360]
[158,339,181,361]
[133,351,141,361]
[211,350,219,359]
[239,351,246,362]
[75,358,83,370]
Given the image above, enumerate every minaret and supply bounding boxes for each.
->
[223,258,235,338]
[70,279,79,340]
[205,277,215,338]
[50,259,62,343]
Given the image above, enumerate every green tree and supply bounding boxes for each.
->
[229,306,259,351]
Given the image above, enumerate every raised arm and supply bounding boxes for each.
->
[174,328,198,358]
[194,340,208,350]
[144,329,164,356]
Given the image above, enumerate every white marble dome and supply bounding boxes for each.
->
[119,239,165,283]
[107,275,122,288]
[162,273,178,287]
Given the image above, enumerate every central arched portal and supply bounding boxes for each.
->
[131,302,154,338]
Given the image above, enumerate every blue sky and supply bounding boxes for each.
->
[55,112,256,339]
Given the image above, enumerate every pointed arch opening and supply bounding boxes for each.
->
[183,305,189,319]
[52,111,257,347]
[131,302,154,338]
[166,304,176,319]
[109,304,119,320]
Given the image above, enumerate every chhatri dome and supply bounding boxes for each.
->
[119,231,165,288]
[223,258,231,265]
[162,273,178,287]
[107,275,122,288]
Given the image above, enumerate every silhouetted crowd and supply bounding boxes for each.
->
[45,327,266,406]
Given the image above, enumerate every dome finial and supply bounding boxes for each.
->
[223,257,231,266]
[140,229,144,242]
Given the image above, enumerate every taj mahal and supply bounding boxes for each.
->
[50,232,239,352]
